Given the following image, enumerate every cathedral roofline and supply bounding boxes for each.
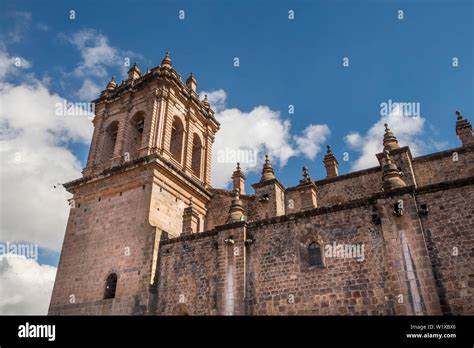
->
[209,188,254,199]
[314,166,381,185]
[412,143,474,163]
[251,177,285,190]
[64,152,212,199]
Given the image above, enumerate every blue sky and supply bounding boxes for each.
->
[2,0,472,183]
[0,0,473,312]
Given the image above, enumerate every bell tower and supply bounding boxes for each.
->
[49,53,219,315]
[84,53,219,187]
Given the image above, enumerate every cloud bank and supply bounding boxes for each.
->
[344,104,430,170]
[202,90,331,188]
[0,255,56,315]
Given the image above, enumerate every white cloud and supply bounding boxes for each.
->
[344,104,426,170]
[67,29,120,79]
[203,90,330,188]
[0,254,56,314]
[0,49,93,251]
[294,124,331,160]
[199,89,227,113]
[77,78,102,101]
[0,50,31,81]
[62,28,140,101]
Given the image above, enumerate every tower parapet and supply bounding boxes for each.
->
[323,145,339,179]
[84,52,219,188]
[231,163,246,195]
[251,155,286,219]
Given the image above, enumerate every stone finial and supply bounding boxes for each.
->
[202,94,210,109]
[383,123,400,152]
[189,196,193,207]
[382,150,406,191]
[455,110,474,146]
[300,166,311,184]
[227,189,245,223]
[161,52,172,69]
[323,145,339,179]
[260,154,276,182]
[127,62,141,80]
[232,162,246,194]
[186,72,197,93]
[106,76,116,90]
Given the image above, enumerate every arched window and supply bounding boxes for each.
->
[191,134,202,178]
[170,117,184,163]
[308,242,322,267]
[101,121,118,162]
[104,273,118,299]
[127,112,145,158]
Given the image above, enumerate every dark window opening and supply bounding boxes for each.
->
[127,112,145,158]
[104,273,117,299]
[191,134,202,178]
[136,119,144,133]
[101,121,119,162]
[308,242,322,267]
[170,117,184,163]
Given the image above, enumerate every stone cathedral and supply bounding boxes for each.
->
[49,53,474,316]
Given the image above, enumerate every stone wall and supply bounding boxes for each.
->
[416,182,474,314]
[154,194,431,315]
[49,156,213,315]
[154,202,394,315]
[49,167,157,315]
[155,231,220,315]
[245,205,390,315]
[154,175,474,316]
[315,168,382,207]
[204,190,236,230]
[413,145,474,187]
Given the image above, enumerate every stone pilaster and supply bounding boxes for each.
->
[216,222,248,315]
[182,200,200,235]
[84,104,105,175]
[204,132,214,187]
[377,192,442,315]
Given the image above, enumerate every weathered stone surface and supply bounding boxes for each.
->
[49,57,474,316]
